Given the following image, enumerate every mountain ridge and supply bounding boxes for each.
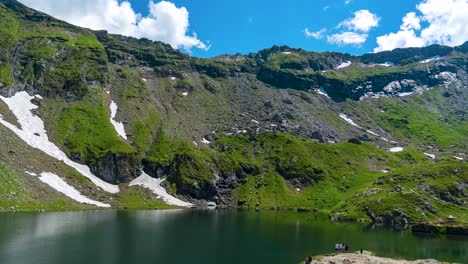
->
[0,0,466,228]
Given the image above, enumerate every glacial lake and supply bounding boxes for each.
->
[0,210,466,264]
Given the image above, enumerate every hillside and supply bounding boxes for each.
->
[0,0,466,227]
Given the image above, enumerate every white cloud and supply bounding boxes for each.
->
[338,10,380,32]
[345,0,352,5]
[327,32,368,46]
[305,28,326,39]
[18,0,208,51]
[374,0,468,52]
[323,9,378,46]
[401,12,421,31]
[375,30,425,52]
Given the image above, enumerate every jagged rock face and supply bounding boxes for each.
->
[89,152,141,184]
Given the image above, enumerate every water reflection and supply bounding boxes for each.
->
[0,210,466,264]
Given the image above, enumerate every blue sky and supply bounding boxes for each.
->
[19,0,468,58]
[127,0,421,57]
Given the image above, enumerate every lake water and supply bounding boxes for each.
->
[0,210,466,264]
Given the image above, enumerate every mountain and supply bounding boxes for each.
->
[0,0,466,227]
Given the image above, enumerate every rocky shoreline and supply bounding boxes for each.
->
[411,223,468,236]
[303,251,453,264]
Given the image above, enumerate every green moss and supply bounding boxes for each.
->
[146,132,183,165]
[132,110,161,153]
[0,5,20,49]
[75,34,103,49]
[336,161,468,224]
[41,89,135,163]
[0,162,82,212]
[0,63,13,85]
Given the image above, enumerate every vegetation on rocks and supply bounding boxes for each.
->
[0,0,466,228]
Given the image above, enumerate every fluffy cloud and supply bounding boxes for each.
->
[401,12,421,31]
[306,9,379,46]
[327,32,368,46]
[18,0,208,51]
[305,28,326,39]
[374,0,468,52]
[338,10,380,32]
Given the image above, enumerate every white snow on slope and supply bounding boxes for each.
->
[109,101,127,140]
[0,92,119,193]
[424,152,436,159]
[389,147,404,152]
[129,172,193,207]
[336,61,352,69]
[398,92,414,97]
[39,172,110,208]
[419,56,441,64]
[201,138,211,144]
[366,130,379,136]
[317,87,331,99]
[453,156,463,160]
[339,113,361,128]
[25,171,37,176]
[368,62,395,67]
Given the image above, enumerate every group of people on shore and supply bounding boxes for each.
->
[335,243,349,253]
[304,243,360,264]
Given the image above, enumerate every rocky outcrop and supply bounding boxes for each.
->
[89,152,141,184]
[308,252,443,264]
[412,223,468,236]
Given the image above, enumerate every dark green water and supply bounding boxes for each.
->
[0,210,466,264]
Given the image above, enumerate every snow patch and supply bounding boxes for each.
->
[201,138,211,144]
[192,141,198,147]
[419,55,441,64]
[398,92,414,97]
[0,92,119,193]
[181,92,189,97]
[366,130,379,136]
[453,156,463,160]
[34,95,43,100]
[317,87,330,99]
[368,62,394,67]
[141,78,147,82]
[336,61,352,69]
[129,172,193,207]
[39,172,110,208]
[338,113,361,128]
[281,51,292,55]
[25,171,37,176]
[170,76,176,80]
[380,170,389,173]
[251,119,260,124]
[424,152,436,159]
[110,101,127,140]
[389,147,404,152]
